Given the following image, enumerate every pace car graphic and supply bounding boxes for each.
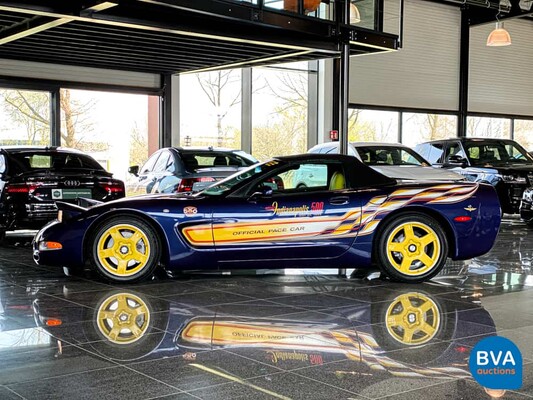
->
[182,183,480,247]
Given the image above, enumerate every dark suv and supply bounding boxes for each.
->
[415,138,533,214]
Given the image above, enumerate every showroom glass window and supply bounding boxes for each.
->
[348,109,398,143]
[402,113,457,147]
[0,89,51,146]
[466,116,511,139]
[59,89,158,184]
[514,119,533,151]
[252,63,309,160]
[180,69,242,149]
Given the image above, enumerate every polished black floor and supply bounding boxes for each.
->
[0,218,532,400]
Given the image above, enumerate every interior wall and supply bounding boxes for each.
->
[348,0,461,110]
[469,19,533,117]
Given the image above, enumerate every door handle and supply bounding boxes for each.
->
[329,196,349,205]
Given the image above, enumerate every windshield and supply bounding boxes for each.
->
[201,160,281,196]
[464,140,533,166]
[355,146,429,167]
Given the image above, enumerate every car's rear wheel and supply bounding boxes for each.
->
[90,216,161,283]
[376,213,448,283]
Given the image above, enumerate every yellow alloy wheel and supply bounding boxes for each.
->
[385,221,441,276]
[385,292,441,346]
[96,292,150,344]
[96,224,151,277]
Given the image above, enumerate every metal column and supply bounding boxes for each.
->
[241,68,253,154]
[50,87,61,146]
[458,7,470,138]
[160,73,172,147]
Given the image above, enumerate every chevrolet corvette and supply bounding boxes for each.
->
[33,154,501,283]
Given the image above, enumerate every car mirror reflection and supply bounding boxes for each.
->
[445,155,468,168]
[128,165,139,176]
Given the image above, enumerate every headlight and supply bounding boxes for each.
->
[502,175,527,183]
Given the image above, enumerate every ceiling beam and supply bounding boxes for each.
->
[0,1,117,45]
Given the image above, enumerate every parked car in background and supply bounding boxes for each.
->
[415,138,533,214]
[308,142,464,182]
[0,146,124,240]
[127,147,258,195]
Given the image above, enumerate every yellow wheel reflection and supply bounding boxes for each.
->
[96,224,151,277]
[96,292,150,344]
[386,221,441,276]
[385,292,441,346]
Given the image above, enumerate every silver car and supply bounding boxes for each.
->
[308,142,463,182]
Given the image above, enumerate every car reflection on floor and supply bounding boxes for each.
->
[31,284,495,382]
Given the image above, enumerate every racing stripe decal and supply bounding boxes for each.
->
[180,184,479,247]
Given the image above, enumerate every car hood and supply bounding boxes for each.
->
[370,166,464,181]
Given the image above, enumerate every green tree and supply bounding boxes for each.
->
[253,106,307,161]
[1,89,49,145]
[196,70,241,146]
[0,88,96,148]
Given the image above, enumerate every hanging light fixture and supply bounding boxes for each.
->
[350,2,361,24]
[487,4,511,47]
[486,22,512,46]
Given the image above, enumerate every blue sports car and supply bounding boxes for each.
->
[33,154,501,283]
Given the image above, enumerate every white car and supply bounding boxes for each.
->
[308,142,464,182]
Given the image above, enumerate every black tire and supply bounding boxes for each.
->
[371,290,456,364]
[89,215,161,283]
[83,289,169,361]
[376,213,448,283]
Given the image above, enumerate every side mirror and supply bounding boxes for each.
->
[128,165,139,176]
[445,155,468,168]
[248,185,273,202]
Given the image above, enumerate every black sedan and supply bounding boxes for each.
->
[0,146,125,240]
[126,147,258,195]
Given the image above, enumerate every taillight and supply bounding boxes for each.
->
[100,181,124,194]
[176,177,215,192]
[6,183,40,194]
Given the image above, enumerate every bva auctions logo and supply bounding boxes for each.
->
[469,336,522,390]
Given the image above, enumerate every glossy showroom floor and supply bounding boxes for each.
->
[0,219,532,400]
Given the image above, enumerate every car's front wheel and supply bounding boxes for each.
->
[376,213,448,283]
[90,216,161,283]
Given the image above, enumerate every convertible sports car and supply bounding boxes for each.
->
[33,154,501,283]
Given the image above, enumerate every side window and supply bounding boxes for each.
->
[444,142,466,162]
[140,153,160,174]
[153,152,171,173]
[252,163,346,195]
[426,143,445,164]
[0,154,5,174]
[165,154,176,173]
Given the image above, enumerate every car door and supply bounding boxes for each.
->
[212,160,362,264]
